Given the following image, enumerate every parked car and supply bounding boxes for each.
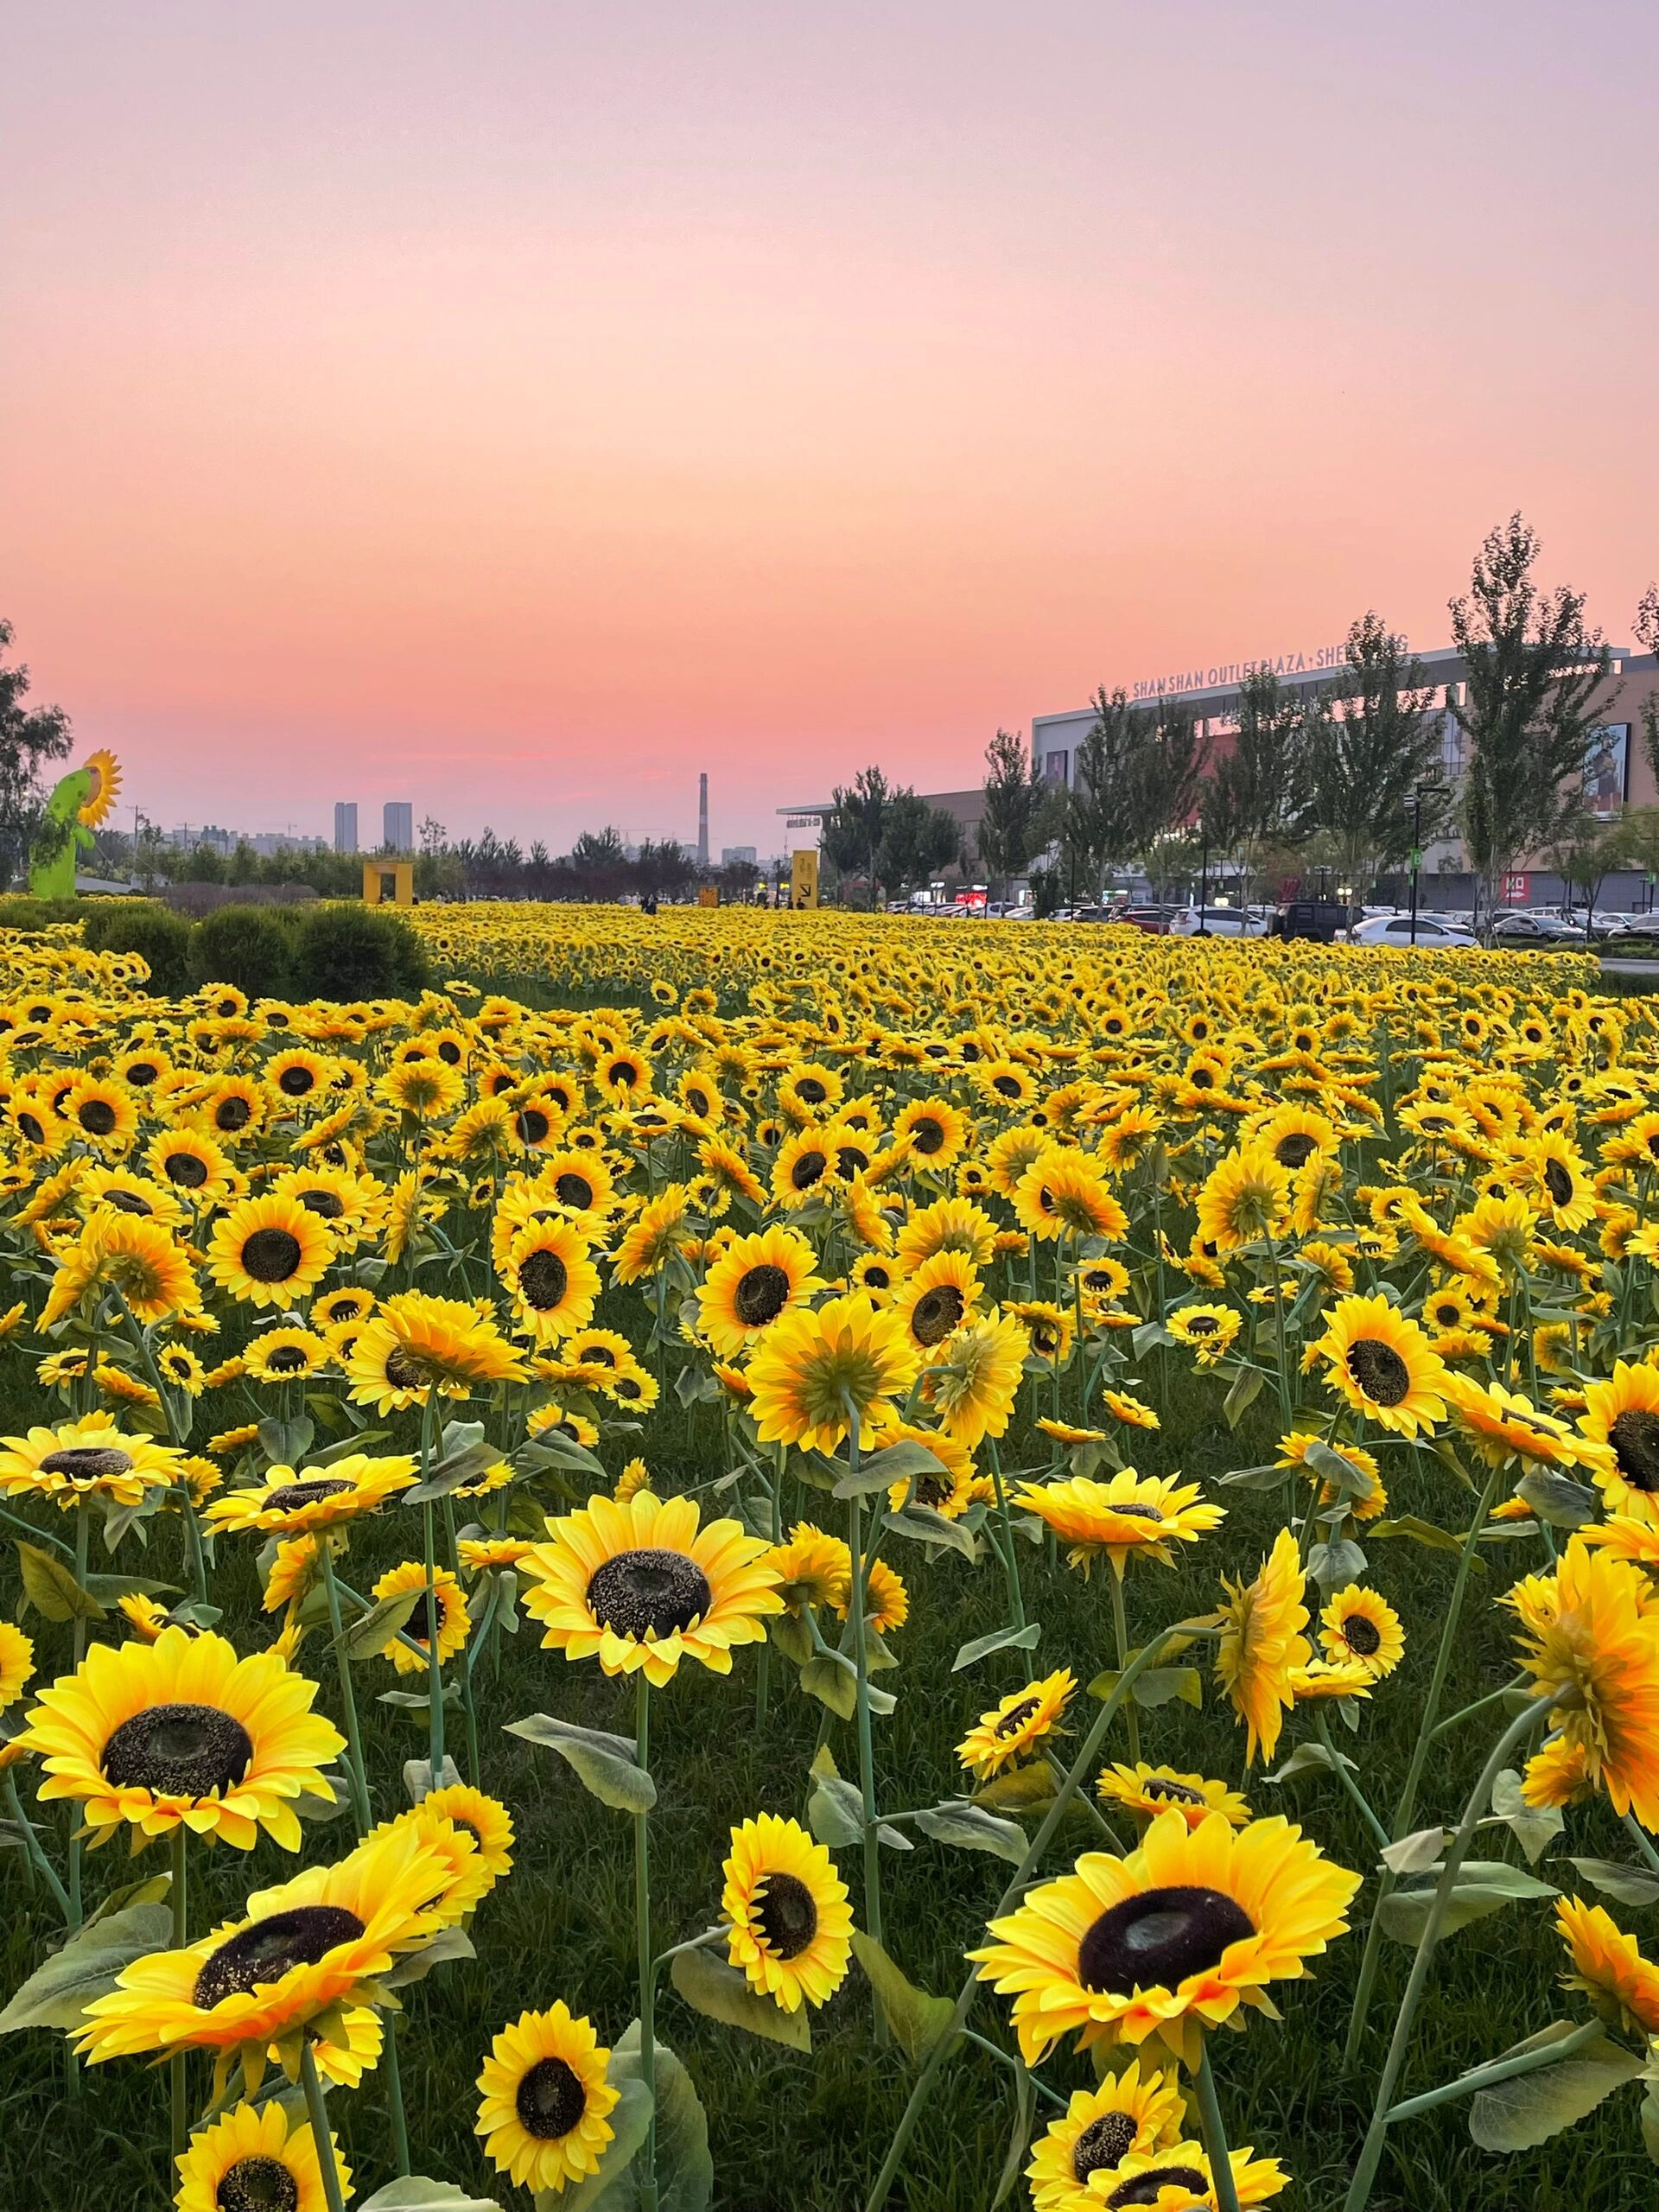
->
[1490,910,1581,944]
[1116,906,1175,934]
[1168,905,1272,938]
[1346,912,1478,948]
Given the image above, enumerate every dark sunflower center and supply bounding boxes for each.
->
[266,1477,352,1512]
[610,1062,639,1089]
[1609,1408,1659,1492]
[911,1284,966,1346]
[78,1099,118,1136]
[103,1701,253,1796]
[216,1097,252,1131]
[240,1228,303,1283]
[1274,1133,1316,1168]
[1541,1160,1573,1206]
[911,1116,945,1154]
[755,1869,819,1959]
[105,1190,153,1216]
[587,1548,712,1639]
[215,2154,301,2212]
[836,1147,868,1179]
[863,1264,892,1290]
[790,1149,828,1191]
[41,1446,134,1480]
[298,1191,345,1219]
[519,1249,570,1311]
[1189,1068,1215,1089]
[278,1067,315,1096]
[1077,1884,1255,1994]
[993,1073,1021,1097]
[1143,1776,1205,1805]
[263,1345,311,1375]
[798,1078,828,1105]
[913,1469,952,1506]
[1111,1503,1165,1522]
[384,1347,432,1390]
[1073,2111,1138,2181]
[18,1111,46,1144]
[514,2050,588,2137]
[518,1109,552,1146]
[1345,1337,1411,1408]
[165,1152,210,1188]
[1185,1315,1218,1335]
[554,1172,594,1209]
[126,1063,159,1086]
[1342,1615,1382,1656]
[404,1592,436,1644]
[994,1694,1042,1738]
[1107,2168,1209,2208]
[194,1904,365,2008]
[734,1263,791,1326]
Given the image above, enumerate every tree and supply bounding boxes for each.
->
[1542,807,1635,940]
[1128,701,1211,904]
[418,816,448,859]
[1203,666,1314,898]
[1307,613,1448,898]
[977,729,1053,899]
[821,768,891,910]
[1637,585,1659,792]
[1449,514,1615,931]
[877,791,962,898]
[0,618,73,891]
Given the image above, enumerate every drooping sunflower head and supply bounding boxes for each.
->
[204,1452,417,1537]
[958,1669,1077,1779]
[1556,1895,1659,2038]
[475,2001,621,2196]
[764,1521,853,1615]
[1215,1529,1311,1768]
[522,1489,783,1685]
[1096,1762,1253,1834]
[722,1811,854,2012]
[969,1807,1360,2070]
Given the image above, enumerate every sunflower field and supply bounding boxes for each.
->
[3,906,1659,2212]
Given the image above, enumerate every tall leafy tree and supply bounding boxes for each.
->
[878,791,962,896]
[821,767,891,909]
[0,618,73,891]
[1128,701,1211,901]
[1637,583,1659,792]
[1450,514,1615,928]
[976,729,1052,899]
[1307,613,1447,896]
[1196,666,1312,897]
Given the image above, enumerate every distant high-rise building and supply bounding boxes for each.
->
[720,846,757,867]
[697,773,709,868]
[334,802,359,855]
[384,802,413,854]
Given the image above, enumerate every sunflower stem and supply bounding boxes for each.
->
[67,1497,90,1933]
[1108,1569,1141,1765]
[169,1825,188,2161]
[633,1670,659,2212]
[959,2026,1067,2108]
[1624,1810,1659,1875]
[1340,1462,1501,2074]
[418,1393,445,1783]
[1383,2016,1603,2125]
[1312,1709,1392,1853]
[986,1440,1026,1633]
[319,1541,372,1830]
[383,2010,412,2175]
[1427,1672,1529,1744]
[1194,2041,1241,2212]
[861,1621,1193,2212]
[0,1498,73,1554]
[1342,1700,1551,2212]
[842,1401,886,1999]
[442,1495,481,1787]
[3,1770,71,1916]
[300,2037,347,2212]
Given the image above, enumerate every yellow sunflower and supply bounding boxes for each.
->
[958,1669,1077,1779]
[0,1416,181,1511]
[78,746,122,826]
[1096,1763,1253,1833]
[475,2002,621,2195]
[502,1215,601,1346]
[722,1811,853,2011]
[1318,1585,1404,1679]
[346,1290,526,1412]
[969,1806,1360,2069]
[1556,1896,1659,2037]
[1014,1148,1129,1243]
[0,1618,35,1711]
[1025,2060,1188,2209]
[747,1293,920,1456]
[1215,1529,1312,1766]
[1308,1294,1448,1437]
[1580,1360,1659,1524]
[696,1224,825,1357]
[1507,1535,1659,1830]
[1014,1470,1224,1580]
[206,1193,336,1310]
[205,1453,416,1537]
[522,1489,783,1686]
[175,2100,350,2212]
[1194,1143,1292,1254]
[1166,1304,1242,1366]
[764,1522,853,1614]
[917,1310,1030,1448]
[893,1247,982,1356]
[371,1559,472,1675]
[18,1625,343,1851]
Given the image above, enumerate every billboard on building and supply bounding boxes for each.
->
[1585,724,1630,818]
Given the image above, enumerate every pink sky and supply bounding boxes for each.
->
[5,3,1656,855]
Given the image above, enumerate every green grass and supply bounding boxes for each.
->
[2,1351,1651,2212]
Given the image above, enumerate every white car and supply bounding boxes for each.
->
[1168,906,1272,938]
[1347,912,1477,948]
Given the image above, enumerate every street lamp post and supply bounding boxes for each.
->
[1408,781,1446,947]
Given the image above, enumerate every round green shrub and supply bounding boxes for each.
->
[190,905,294,999]
[289,903,431,1001]
[81,901,194,994]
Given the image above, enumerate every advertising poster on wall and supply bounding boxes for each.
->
[1584,722,1630,817]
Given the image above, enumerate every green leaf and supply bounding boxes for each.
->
[990,2050,1034,2209]
[798,1655,858,1719]
[884,1506,978,1560]
[973,1765,1059,1812]
[79,1572,179,1604]
[0,1900,174,2032]
[1566,1857,1659,1910]
[1490,1768,1564,1865]
[82,1872,174,1927]
[312,1428,393,1464]
[1379,1864,1558,1944]
[340,1586,423,1661]
[668,1944,810,2050]
[911,1802,1027,1864]
[1470,2031,1643,2151]
[14,1540,105,1624]
[952,1621,1041,1672]
[608,2025,713,2212]
[1264,1739,1357,1784]
[804,1747,865,1850]
[358,2183,501,2212]
[536,2076,654,2211]
[515,1431,606,1480]
[1370,1516,1484,1566]
[850,1932,957,2065]
[1515,1471,1600,1530]
[1084,1666,1202,1711]
[1306,1538,1367,1590]
[834,1437,947,1500]
[1302,1440,1376,1497]
[505,1714,656,1815]
[1222,1364,1265,1428]
[1218,1463,1290,1491]
[767,1612,813,1667]
[404,1755,463,1802]
[1380,1827,1449,1876]
[257,1416,315,1468]
[404,1441,504,1504]
[381,1925,475,1987]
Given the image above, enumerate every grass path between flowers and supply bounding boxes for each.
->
[2,1347,1652,2212]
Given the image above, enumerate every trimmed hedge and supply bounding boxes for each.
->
[81,902,194,994]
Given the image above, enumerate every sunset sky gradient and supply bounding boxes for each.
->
[6,3,1657,855]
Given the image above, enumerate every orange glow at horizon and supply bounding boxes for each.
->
[5,4,1656,853]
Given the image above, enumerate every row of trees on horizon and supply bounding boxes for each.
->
[3,518,1656,916]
